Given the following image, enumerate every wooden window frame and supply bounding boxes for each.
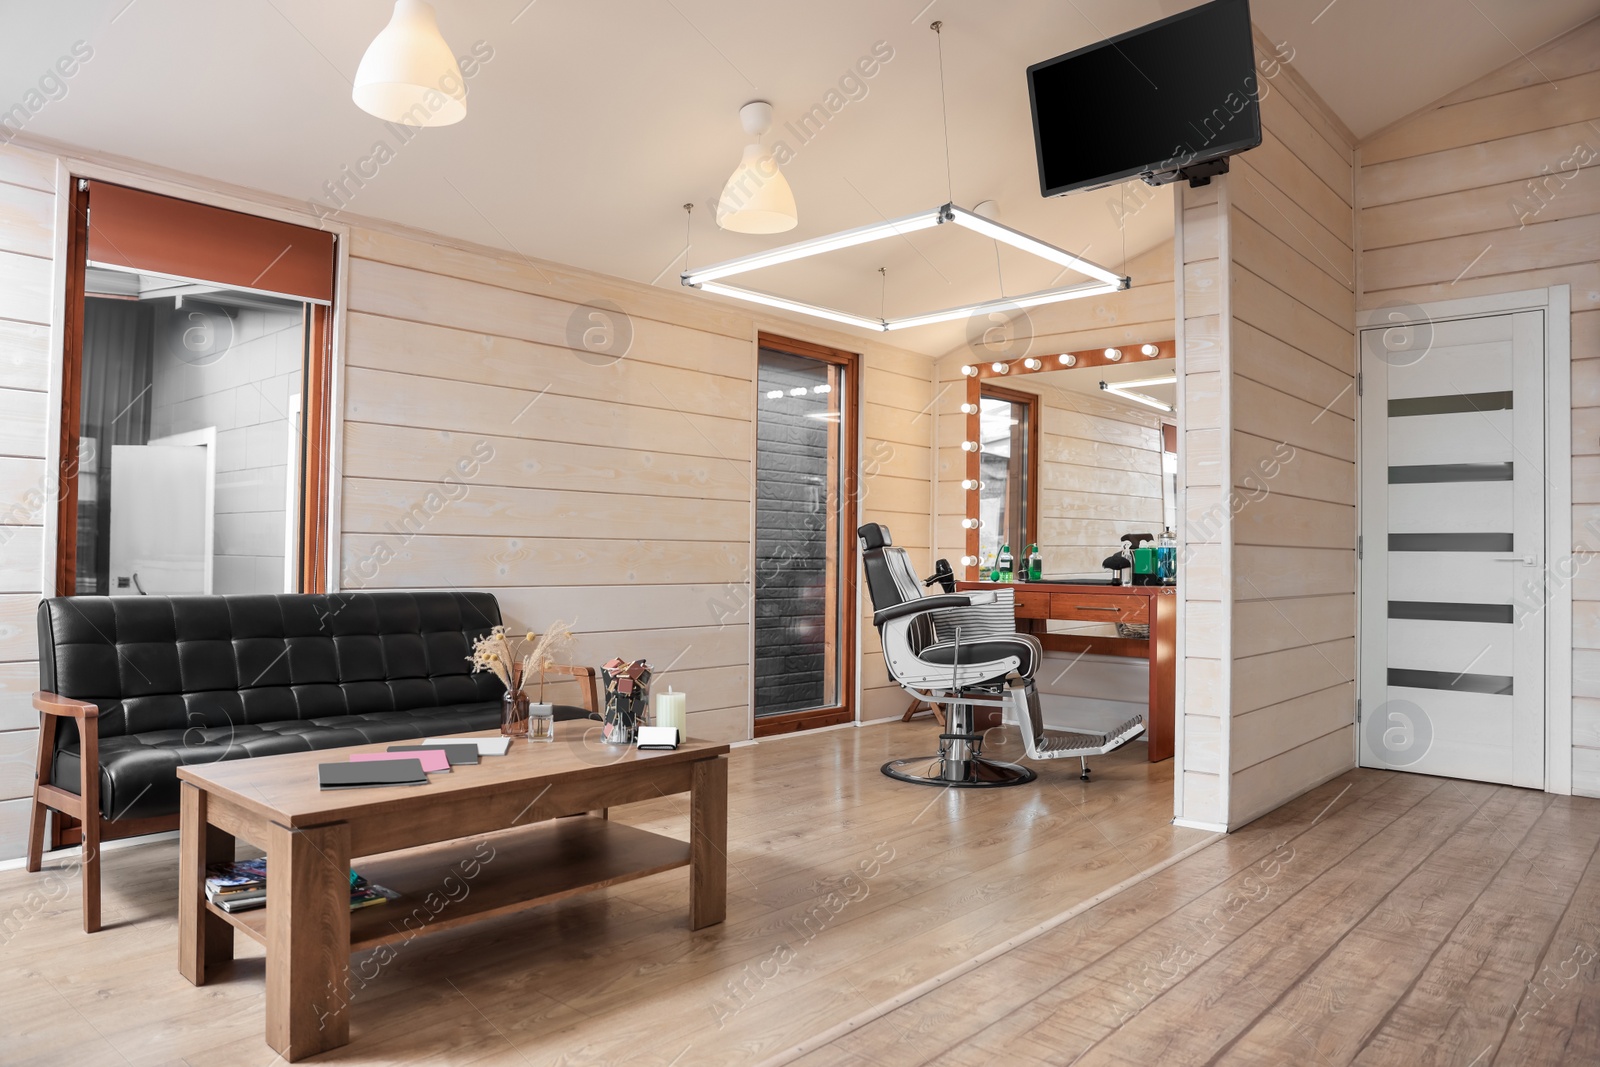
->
[752,333,859,738]
[53,179,338,597]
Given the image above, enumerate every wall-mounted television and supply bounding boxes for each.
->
[1027,0,1261,197]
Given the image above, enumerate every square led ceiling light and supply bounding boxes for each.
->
[681,203,1129,332]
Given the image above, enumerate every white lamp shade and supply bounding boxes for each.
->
[716,144,797,234]
[353,0,467,127]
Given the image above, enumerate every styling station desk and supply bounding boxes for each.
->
[957,581,1176,762]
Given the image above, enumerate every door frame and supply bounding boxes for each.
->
[41,155,350,600]
[749,332,860,738]
[1356,285,1572,794]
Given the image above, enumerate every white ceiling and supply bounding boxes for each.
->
[1250,0,1600,139]
[1,0,1595,355]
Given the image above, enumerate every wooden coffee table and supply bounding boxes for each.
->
[175,722,729,1061]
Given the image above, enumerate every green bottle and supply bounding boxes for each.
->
[997,544,1013,583]
[1027,543,1042,581]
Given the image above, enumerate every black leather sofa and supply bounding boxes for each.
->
[25,590,592,932]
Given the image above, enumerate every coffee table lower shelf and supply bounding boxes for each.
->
[209,816,691,951]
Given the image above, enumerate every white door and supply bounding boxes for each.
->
[1359,309,1546,786]
[109,443,211,595]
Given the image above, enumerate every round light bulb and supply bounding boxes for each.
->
[959,402,978,414]
[961,441,979,452]
[1058,353,1076,366]
[1141,343,1160,357]
[961,518,981,529]
[1024,358,1042,370]
[960,555,978,567]
[961,365,977,377]
[991,361,1008,374]
[1104,348,1123,361]
[765,390,783,399]
[961,478,978,490]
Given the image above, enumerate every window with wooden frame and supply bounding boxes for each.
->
[55,180,337,597]
[751,333,859,737]
[974,383,1039,573]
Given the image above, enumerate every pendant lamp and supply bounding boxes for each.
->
[353,0,467,127]
[716,101,798,234]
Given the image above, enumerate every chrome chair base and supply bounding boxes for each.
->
[881,754,1036,788]
[881,696,1036,788]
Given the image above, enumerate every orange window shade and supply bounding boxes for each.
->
[85,181,335,302]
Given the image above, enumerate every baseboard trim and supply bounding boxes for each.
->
[0,829,181,872]
[759,830,1221,1067]
[1172,817,1229,833]
[752,716,893,743]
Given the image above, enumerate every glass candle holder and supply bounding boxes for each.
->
[527,702,554,743]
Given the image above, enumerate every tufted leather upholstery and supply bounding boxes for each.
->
[38,591,517,821]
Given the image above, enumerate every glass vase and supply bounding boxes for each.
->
[501,689,529,738]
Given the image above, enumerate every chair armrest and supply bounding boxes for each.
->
[542,664,599,715]
[873,591,997,627]
[544,664,596,679]
[34,691,99,719]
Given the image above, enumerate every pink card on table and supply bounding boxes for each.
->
[350,750,450,774]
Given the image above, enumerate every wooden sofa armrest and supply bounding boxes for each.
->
[34,691,100,719]
[542,664,599,716]
[29,690,103,931]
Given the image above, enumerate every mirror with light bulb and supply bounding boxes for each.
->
[960,342,1177,586]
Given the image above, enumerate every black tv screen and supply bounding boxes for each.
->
[1027,0,1262,196]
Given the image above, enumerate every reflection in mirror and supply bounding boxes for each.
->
[976,390,1032,571]
[967,358,1175,582]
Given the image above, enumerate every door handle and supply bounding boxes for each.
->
[1492,556,1538,566]
[1075,605,1119,611]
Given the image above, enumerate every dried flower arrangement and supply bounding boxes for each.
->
[469,621,576,701]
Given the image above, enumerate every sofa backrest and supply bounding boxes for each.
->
[37,591,505,741]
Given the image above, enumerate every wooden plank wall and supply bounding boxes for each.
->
[1177,180,1230,827]
[339,227,935,742]
[0,145,56,861]
[0,141,935,860]
[1222,45,1359,826]
[1356,17,1600,794]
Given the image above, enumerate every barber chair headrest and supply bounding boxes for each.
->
[858,523,892,550]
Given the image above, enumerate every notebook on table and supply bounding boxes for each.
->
[318,758,429,789]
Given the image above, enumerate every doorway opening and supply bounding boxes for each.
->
[55,179,337,596]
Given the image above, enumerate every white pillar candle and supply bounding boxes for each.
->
[654,688,687,738]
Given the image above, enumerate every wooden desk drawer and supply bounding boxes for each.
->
[1049,593,1150,625]
[1012,590,1050,619]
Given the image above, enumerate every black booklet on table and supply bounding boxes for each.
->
[318,759,428,789]
[388,743,481,766]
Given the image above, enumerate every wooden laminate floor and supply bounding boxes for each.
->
[796,765,1600,1067]
[3,725,1597,1066]
[0,722,1191,1066]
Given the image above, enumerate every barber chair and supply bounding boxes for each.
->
[859,522,1147,787]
